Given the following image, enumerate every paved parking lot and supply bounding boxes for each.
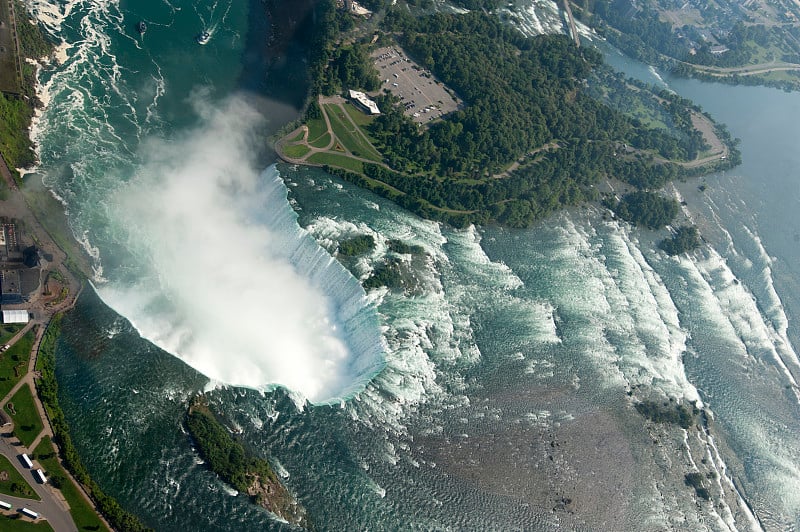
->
[372,46,462,124]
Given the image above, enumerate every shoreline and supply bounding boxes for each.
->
[0,2,148,529]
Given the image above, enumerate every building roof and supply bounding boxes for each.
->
[348,89,380,115]
[2,309,28,323]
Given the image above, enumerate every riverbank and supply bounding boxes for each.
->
[0,2,154,529]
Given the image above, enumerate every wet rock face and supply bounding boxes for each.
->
[249,476,310,529]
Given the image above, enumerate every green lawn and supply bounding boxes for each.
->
[0,328,35,401]
[309,132,331,149]
[342,103,381,145]
[5,385,43,448]
[306,117,327,142]
[33,437,109,532]
[342,101,377,128]
[308,152,365,173]
[0,324,24,345]
[324,105,383,162]
[283,144,311,159]
[286,129,305,143]
[0,514,52,531]
[0,455,39,500]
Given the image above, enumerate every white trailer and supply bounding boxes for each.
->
[35,468,47,484]
[0,500,11,510]
[20,453,33,468]
[20,507,39,519]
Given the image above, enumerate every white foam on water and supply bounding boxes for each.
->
[661,244,800,524]
[24,0,82,34]
[96,97,385,404]
[648,65,668,87]
[29,0,142,201]
[500,0,565,37]
[305,213,556,435]
[545,215,700,400]
[688,248,798,390]
[738,225,800,383]
[705,433,763,532]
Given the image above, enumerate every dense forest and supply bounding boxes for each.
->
[607,191,680,229]
[635,399,700,429]
[186,406,274,494]
[185,400,309,527]
[297,6,738,228]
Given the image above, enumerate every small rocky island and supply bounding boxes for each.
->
[186,396,310,529]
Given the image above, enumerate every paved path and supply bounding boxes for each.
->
[562,0,580,47]
[690,60,800,76]
[0,321,73,530]
[276,96,391,171]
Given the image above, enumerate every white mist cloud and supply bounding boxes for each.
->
[96,95,377,403]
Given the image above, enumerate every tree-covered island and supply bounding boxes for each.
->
[276,2,740,229]
[185,396,310,528]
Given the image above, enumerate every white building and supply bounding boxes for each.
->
[2,309,29,324]
[348,90,380,115]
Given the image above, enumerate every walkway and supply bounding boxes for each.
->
[562,0,580,47]
[0,378,75,531]
[690,60,800,77]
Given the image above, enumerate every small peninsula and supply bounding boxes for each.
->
[186,396,310,529]
[276,2,739,229]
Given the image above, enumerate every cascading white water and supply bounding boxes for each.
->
[95,97,385,404]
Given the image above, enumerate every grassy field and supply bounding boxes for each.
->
[33,437,109,532]
[0,92,35,170]
[0,324,24,345]
[324,105,383,162]
[342,103,381,145]
[306,117,327,142]
[0,328,35,400]
[0,514,53,531]
[308,152,365,173]
[309,132,331,149]
[282,144,311,159]
[286,129,305,143]
[0,455,39,500]
[342,101,377,128]
[5,385,43,448]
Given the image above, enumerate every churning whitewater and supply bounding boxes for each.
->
[25,0,385,403]
[18,0,800,528]
[98,98,385,403]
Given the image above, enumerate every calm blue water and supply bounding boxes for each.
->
[25,1,800,529]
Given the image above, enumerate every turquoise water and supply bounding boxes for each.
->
[29,0,385,404]
[25,0,800,529]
